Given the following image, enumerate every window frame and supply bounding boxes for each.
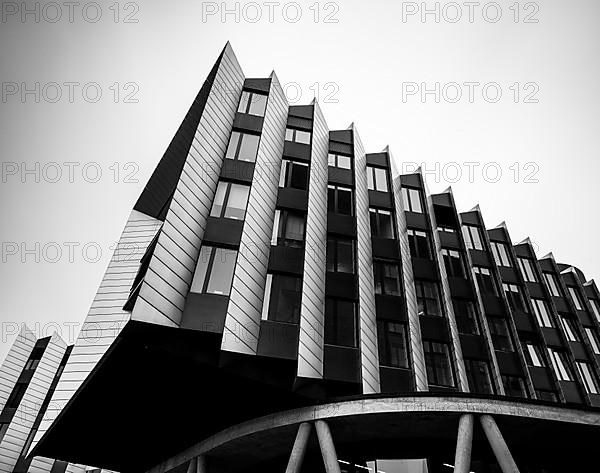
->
[464,358,494,394]
[576,361,599,394]
[487,316,514,352]
[369,207,396,239]
[543,272,561,297]
[518,257,538,283]
[237,90,268,117]
[210,181,251,220]
[423,340,456,388]
[328,153,352,170]
[502,283,528,314]
[474,266,497,295]
[401,187,423,213]
[273,209,306,248]
[502,375,527,398]
[264,274,303,324]
[559,315,579,342]
[408,229,432,260]
[441,248,464,278]
[285,127,311,145]
[568,286,584,310]
[324,297,358,348]
[279,159,309,190]
[327,237,355,274]
[453,299,480,335]
[377,320,410,369]
[547,348,573,381]
[190,246,238,296]
[531,298,554,328]
[373,260,402,296]
[415,280,443,317]
[327,184,354,216]
[490,241,512,267]
[523,341,545,367]
[585,327,600,354]
[367,165,389,192]
[462,225,484,251]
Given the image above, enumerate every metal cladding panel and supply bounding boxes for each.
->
[422,176,469,392]
[31,210,162,452]
[352,126,380,394]
[0,326,36,412]
[297,101,328,378]
[222,73,288,354]
[0,334,66,473]
[392,176,428,392]
[134,44,245,328]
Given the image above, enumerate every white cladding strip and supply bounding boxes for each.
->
[0,325,36,412]
[222,72,288,354]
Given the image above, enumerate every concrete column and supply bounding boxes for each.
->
[195,456,207,473]
[479,415,520,473]
[285,422,312,473]
[453,414,474,473]
[315,420,342,473]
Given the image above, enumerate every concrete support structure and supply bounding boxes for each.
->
[315,420,341,473]
[479,415,520,473]
[285,422,312,473]
[453,414,474,473]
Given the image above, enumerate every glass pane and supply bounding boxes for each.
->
[238,133,260,162]
[210,182,228,217]
[224,183,250,220]
[409,189,422,213]
[338,155,351,169]
[327,186,335,211]
[383,264,400,295]
[326,238,335,272]
[206,248,237,295]
[285,128,294,141]
[270,275,301,323]
[388,323,408,368]
[367,167,375,190]
[190,246,213,293]
[337,240,354,273]
[237,91,250,113]
[283,212,305,243]
[375,168,388,192]
[369,209,378,236]
[295,130,311,144]
[328,153,336,166]
[225,132,240,159]
[290,162,308,190]
[379,210,394,238]
[325,300,356,347]
[337,188,353,215]
[248,93,267,116]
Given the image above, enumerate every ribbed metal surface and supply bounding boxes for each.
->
[297,101,329,378]
[134,43,244,327]
[0,326,36,412]
[222,73,288,354]
[352,125,380,394]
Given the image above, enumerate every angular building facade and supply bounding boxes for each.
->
[27,44,600,472]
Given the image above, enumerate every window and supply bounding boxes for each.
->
[328,153,352,170]
[0,423,7,443]
[543,272,561,297]
[264,274,302,323]
[327,185,353,216]
[568,286,583,310]
[490,241,512,267]
[547,348,572,381]
[210,181,250,220]
[585,327,600,354]
[423,341,455,387]
[559,316,579,342]
[576,361,599,394]
[531,299,554,328]
[24,346,45,371]
[453,300,480,335]
[6,383,27,408]
[190,246,237,296]
[503,283,528,313]
[367,166,389,192]
[373,261,401,296]
[589,299,600,322]
[324,298,357,347]
[369,208,395,239]
[502,375,527,398]
[377,321,409,369]
[285,127,311,144]
[401,187,423,213]
[523,342,545,367]
[518,257,538,283]
[438,225,455,233]
[237,90,268,116]
[327,238,355,273]
[462,225,483,251]
[415,280,443,317]
[225,131,260,162]
[442,249,464,278]
[465,359,494,394]
[487,316,514,351]
[408,229,431,259]
[474,267,496,295]
[536,390,558,402]
[273,210,305,248]
[279,159,309,190]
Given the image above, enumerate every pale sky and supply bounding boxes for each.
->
[1,0,599,360]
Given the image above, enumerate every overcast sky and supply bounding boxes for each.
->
[1,0,599,360]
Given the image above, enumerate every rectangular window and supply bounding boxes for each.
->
[523,342,545,367]
[585,327,600,354]
[568,286,583,310]
[328,153,352,170]
[487,316,514,351]
[442,249,464,278]
[502,375,527,398]
[502,283,528,313]
[327,237,355,274]
[547,348,572,381]
[377,321,409,369]
[589,299,600,322]
[415,280,443,317]
[531,299,554,328]
[453,300,480,335]
[225,131,260,162]
[7,383,27,408]
[465,359,494,394]
[438,225,456,233]
[543,272,561,297]
[490,241,512,267]
[327,185,354,216]
[402,187,423,213]
[266,274,302,323]
[536,390,558,402]
[423,341,455,388]
[279,159,309,190]
[462,225,483,251]
[23,346,45,371]
[237,90,268,117]
[518,257,538,283]
[373,260,402,296]
[474,266,496,295]
[407,229,431,259]
[367,166,389,192]
[210,181,250,220]
[324,298,357,347]
[285,127,311,144]
[190,246,237,296]
[273,210,305,248]
[576,361,599,394]
[559,316,579,342]
[369,208,395,239]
